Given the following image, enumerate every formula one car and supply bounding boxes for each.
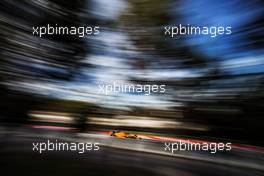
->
[110,130,141,139]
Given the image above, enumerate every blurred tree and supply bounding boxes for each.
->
[118,0,264,145]
[0,0,91,124]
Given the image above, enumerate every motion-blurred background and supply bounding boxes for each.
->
[0,0,263,175]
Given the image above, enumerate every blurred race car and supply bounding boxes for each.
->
[110,130,141,139]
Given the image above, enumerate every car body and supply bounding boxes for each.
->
[110,130,141,139]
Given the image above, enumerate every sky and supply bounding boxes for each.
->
[179,0,264,74]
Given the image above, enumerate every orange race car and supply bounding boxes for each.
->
[110,130,141,139]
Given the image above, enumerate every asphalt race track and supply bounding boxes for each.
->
[0,130,263,176]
